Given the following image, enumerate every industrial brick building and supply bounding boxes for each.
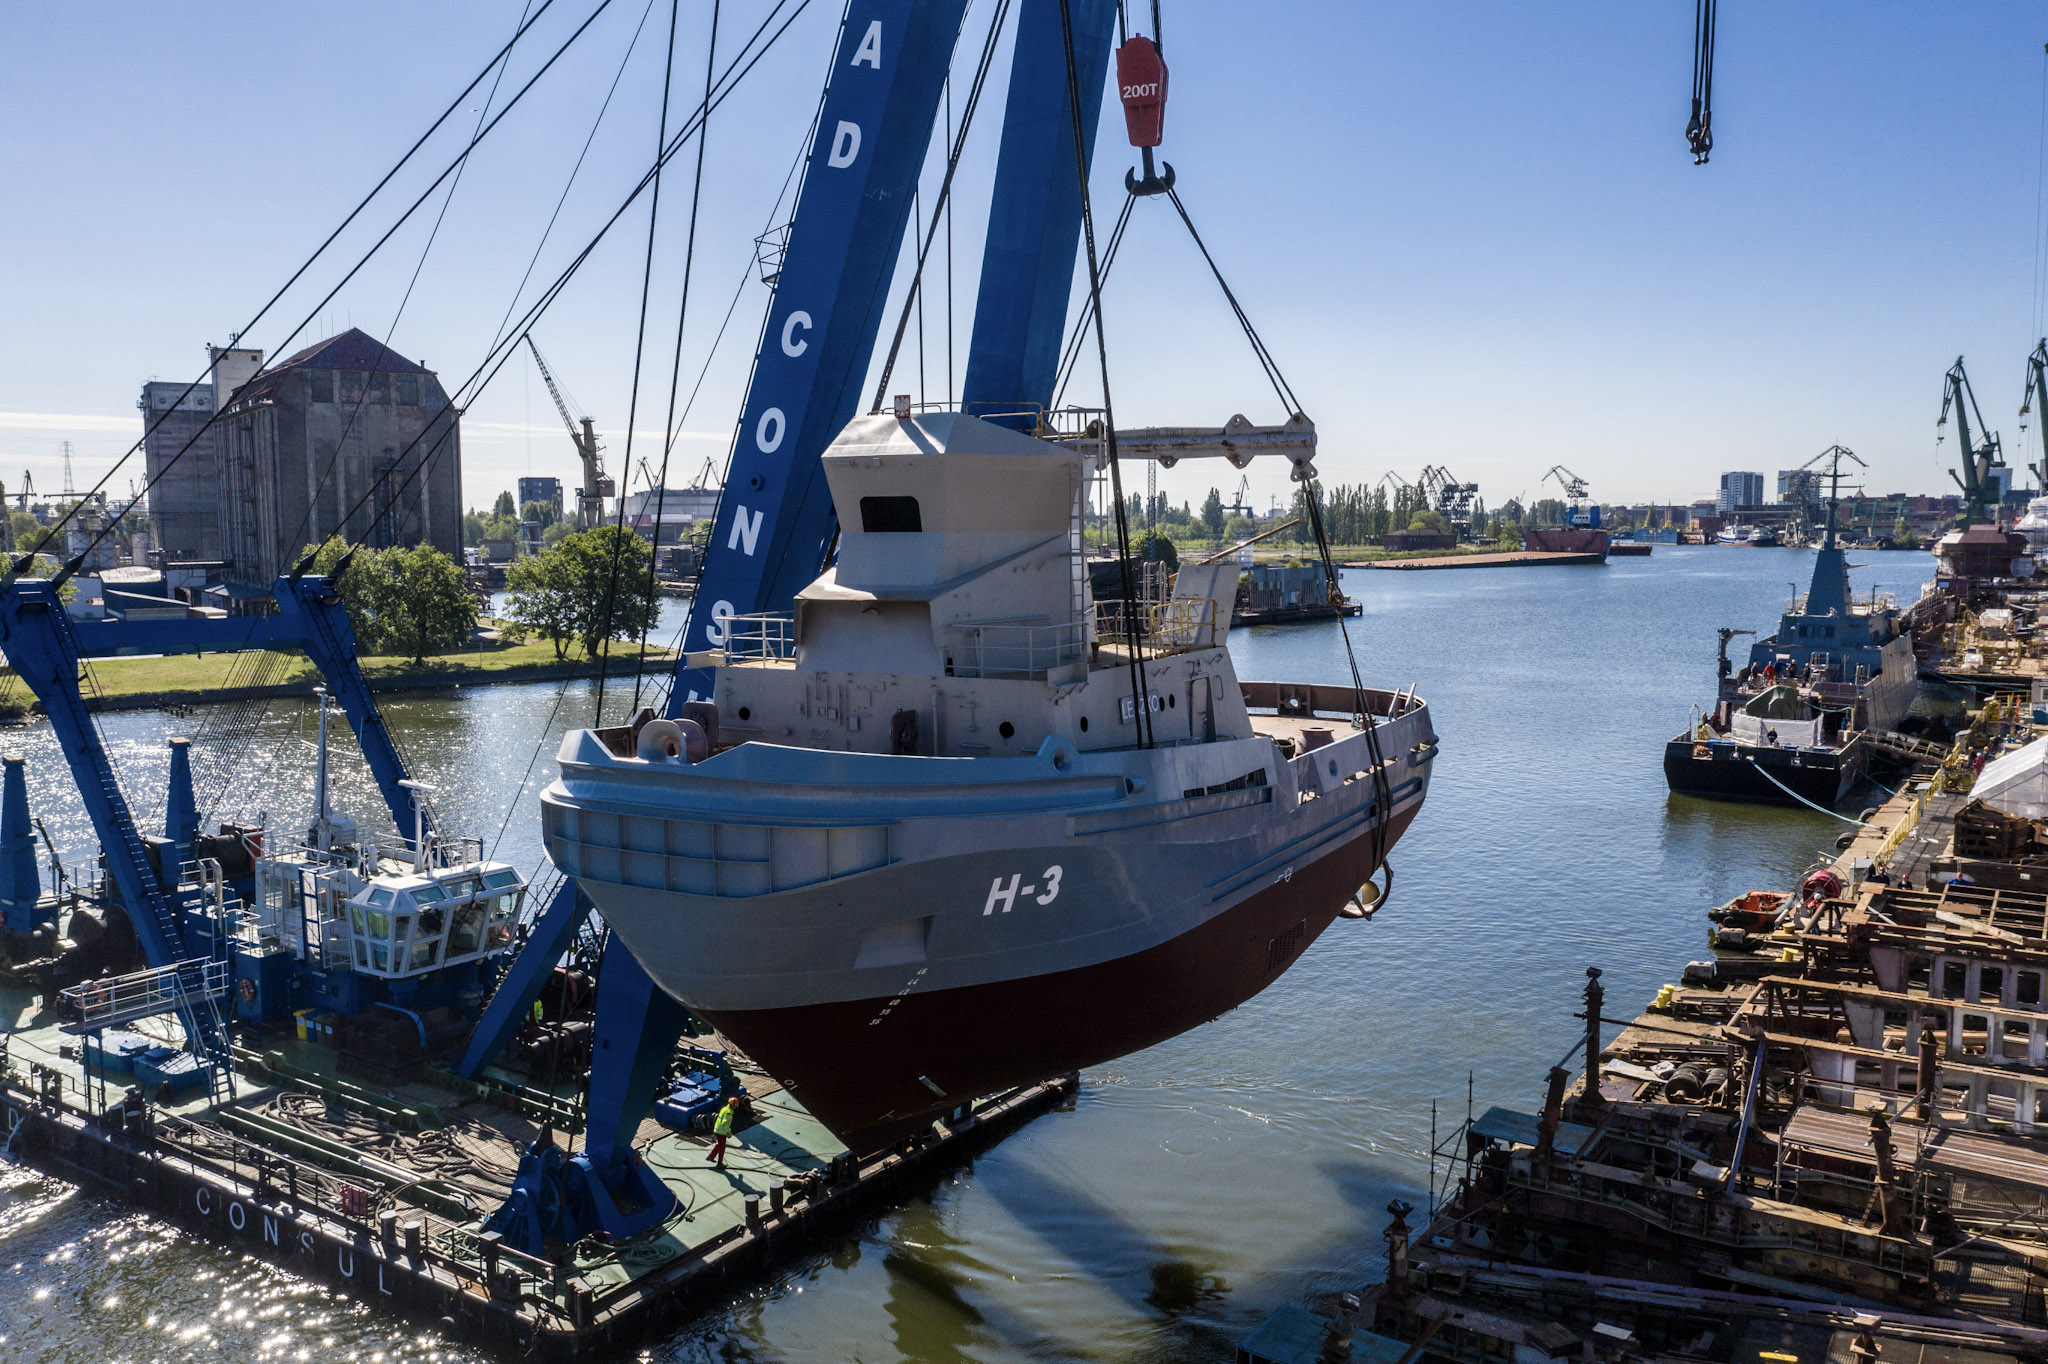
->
[214,330,463,585]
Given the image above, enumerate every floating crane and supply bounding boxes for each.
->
[2020,338,2048,493]
[524,335,612,529]
[1223,473,1254,518]
[1937,356,2006,526]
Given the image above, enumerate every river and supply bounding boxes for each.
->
[0,544,1942,1362]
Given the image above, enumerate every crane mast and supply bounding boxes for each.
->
[1937,355,2005,526]
[2022,338,2048,493]
[524,335,612,528]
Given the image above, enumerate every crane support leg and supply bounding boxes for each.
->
[454,878,587,1078]
[672,0,971,705]
[960,0,1118,425]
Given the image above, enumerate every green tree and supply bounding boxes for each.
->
[300,541,476,661]
[9,512,51,556]
[520,499,559,529]
[366,544,478,663]
[492,490,516,520]
[505,549,582,659]
[1495,519,1524,550]
[1408,508,1452,534]
[1131,528,1179,572]
[1200,487,1226,538]
[508,526,661,660]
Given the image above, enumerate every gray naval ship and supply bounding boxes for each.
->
[543,411,1436,1150]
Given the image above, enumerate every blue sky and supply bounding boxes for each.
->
[3,2,2046,517]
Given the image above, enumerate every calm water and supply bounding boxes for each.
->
[0,546,1939,1363]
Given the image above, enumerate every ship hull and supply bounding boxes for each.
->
[1522,527,1609,560]
[1663,736,1857,807]
[698,803,1420,1151]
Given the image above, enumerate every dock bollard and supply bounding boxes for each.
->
[567,1278,594,1329]
[379,1210,399,1245]
[402,1219,423,1256]
[744,1194,762,1230]
[769,1180,785,1215]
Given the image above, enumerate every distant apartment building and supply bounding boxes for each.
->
[1718,471,1764,513]
[216,329,463,585]
[517,476,563,514]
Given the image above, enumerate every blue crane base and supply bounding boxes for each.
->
[485,1140,679,1258]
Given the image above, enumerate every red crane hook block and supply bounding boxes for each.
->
[1116,37,1168,148]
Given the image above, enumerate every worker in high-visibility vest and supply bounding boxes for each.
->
[710,1097,736,1168]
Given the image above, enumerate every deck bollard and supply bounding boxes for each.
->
[379,1209,399,1245]
[744,1194,762,1230]
[567,1278,594,1329]
[403,1219,423,1256]
[768,1180,785,1215]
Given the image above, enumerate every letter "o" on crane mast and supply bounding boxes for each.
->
[757,408,786,455]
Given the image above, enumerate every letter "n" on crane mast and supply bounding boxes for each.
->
[728,506,764,556]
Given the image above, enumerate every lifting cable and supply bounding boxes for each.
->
[2,0,570,587]
[1153,179,1397,887]
[868,0,1014,414]
[1059,0,1153,748]
[632,0,721,712]
[1687,0,1715,165]
[596,0,687,721]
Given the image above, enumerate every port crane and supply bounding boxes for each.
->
[1543,464,1598,528]
[1937,355,2006,526]
[525,335,612,529]
[2020,338,2048,493]
[1223,473,1254,518]
[15,470,33,512]
[1417,464,1479,537]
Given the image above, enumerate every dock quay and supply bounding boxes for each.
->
[0,989,1072,1357]
[1360,550,1609,571]
[1242,695,2048,1364]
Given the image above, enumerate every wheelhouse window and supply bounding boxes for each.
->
[860,495,922,533]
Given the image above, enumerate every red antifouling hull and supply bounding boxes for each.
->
[702,805,1420,1153]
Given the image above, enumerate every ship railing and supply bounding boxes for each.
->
[1240,680,1425,721]
[944,620,1088,678]
[719,612,797,664]
[1093,597,1218,656]
[55,956,229,1033]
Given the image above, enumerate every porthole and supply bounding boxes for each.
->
[1079,716,1090,733]
[737,706,751,721]
[1167,693,1176,709]
[999,721,1015,740]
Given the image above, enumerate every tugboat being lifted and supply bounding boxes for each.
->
[544,412,1436,1151]
[1664,446,1916,807]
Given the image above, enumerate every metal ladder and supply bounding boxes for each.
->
[46,610,235,1104]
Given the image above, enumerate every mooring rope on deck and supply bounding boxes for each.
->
[1742,757,1874,826]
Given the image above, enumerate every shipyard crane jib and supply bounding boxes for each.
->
[2022,338,2048,493]
[1106,413,1316,474]
[1938,355,2006,526]
[525,335,611,529]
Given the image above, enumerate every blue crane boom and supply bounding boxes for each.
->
[463,0,1121,1254]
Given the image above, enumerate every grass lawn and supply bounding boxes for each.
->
[21,627,677,702]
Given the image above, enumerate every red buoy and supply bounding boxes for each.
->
[1116,37,1168,148]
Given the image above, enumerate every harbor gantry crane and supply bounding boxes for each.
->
[1937,355,2006,526]
[1417,464,1479,537]
[524,335,612,529]
[2020,339,2048,493]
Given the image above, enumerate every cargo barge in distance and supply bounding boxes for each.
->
[544,411,1436,1152]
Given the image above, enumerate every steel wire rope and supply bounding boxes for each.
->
[594,0,690,723]
[0,0,568,584]
[633,0,722,711]
[867,0,1013,414]
[1050,192,1136,407]
[121,0,816,599]
[1687,0,1715,165]
[189,0,551,825]
[2033,43,2048,340]
[1058,0,1152,748]
[13,0,617,588]
[1156,181,1394,889]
